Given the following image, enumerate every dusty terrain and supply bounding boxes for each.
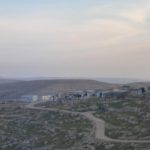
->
[0,102,93,150]
[29,102,150,143]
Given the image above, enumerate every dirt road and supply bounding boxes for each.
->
[26,102,150,143]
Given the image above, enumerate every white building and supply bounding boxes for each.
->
[42,95,52,102]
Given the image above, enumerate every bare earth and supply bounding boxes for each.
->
[26,102,150,144]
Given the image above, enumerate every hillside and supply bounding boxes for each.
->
[0,78,19,84]
[127,82,150,88]
[0,79,119,99]
[95,78,149,84]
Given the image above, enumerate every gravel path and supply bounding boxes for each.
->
[26,102,150,143]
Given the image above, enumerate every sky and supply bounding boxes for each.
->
[0,0,150,79]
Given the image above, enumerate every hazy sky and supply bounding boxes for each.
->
[0,0,150,78]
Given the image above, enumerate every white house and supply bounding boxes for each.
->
[42,95,53,102]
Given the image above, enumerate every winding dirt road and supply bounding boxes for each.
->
[26,102,150,143]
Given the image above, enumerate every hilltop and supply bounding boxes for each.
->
[0,79,119,99]
[0,77,19,84]
[127,82,150,88]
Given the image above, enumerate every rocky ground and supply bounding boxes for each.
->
[37,98,99,112]
[1,97,150,150]
[38,97,150,149]
[0,102,93,150]
[95,97,150,140]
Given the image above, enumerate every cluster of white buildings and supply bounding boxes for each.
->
[21,94,60,103]
[20,86,148,103]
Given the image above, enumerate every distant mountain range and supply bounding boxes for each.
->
[0,76,149,85]
[4,77,149,84]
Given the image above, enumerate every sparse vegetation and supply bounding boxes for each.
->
[95,98,150,140]
[0,103,93,150]
[40,98,101,112]
[95,142,150,150]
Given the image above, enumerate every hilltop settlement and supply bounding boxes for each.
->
[1,80,150,150]
[20,86,147,104]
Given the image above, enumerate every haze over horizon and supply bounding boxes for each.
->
[0,0,150,79]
